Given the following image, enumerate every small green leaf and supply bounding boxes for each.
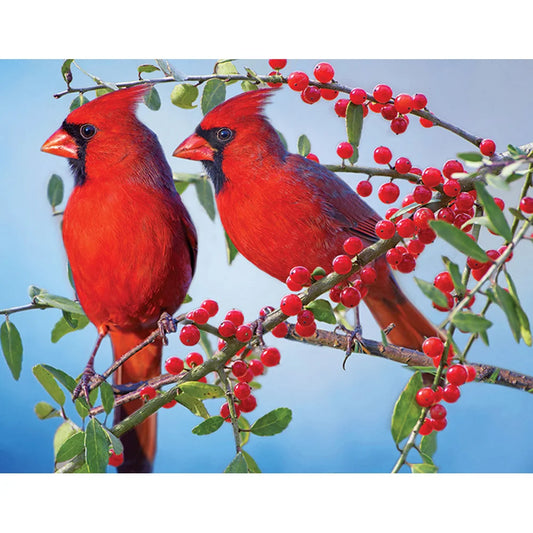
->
[297,134,311,157]
[241,450,261,473]
[238,415,250,446]
[41,364,77,393]
[192,415,224,435]
[179,381,225,399]
[74,398,89,419]
[34,401,60,420]
[51,312,89,343]
[176,391,210,419]
[30,286,85,315]
[201,78,226,115]
[457,152,483,163]
[391,372,423,444]
[53,421,80,458]
[56,431,85,463]
[100,381,115,415]
[1,319,23,380]
[33,364,65,406]
[102,427,123,456]
[241,80,257,92]
[276,130,288,150]
[194,179,216,221]
[215,60,239,84]
[47,174,64,209]
[414,277,449,308]
[85,418,110,473]
[250,407,292,436]
[224,452,248,473]
[345,103,364,164]
[305,299,336,325]
[411,463,439,473]
[442,257,466,295]
[61,59,74,84]
[170,83,199,109]
[70,93,89,111]
[95,87,113,97]
[485,173,511,191]
[155,59,183,81]
[429,220,488,263]
[225,231,239,265]
[143,86,161,111]
[138,64,160,77]
[504,271,532,346]
[475,182,512,242]
[489,286,520,342]
[420,431,437,459]
[451,312,492,333]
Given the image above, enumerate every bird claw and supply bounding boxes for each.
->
[158,311,177,346]
[72,368,104,405]
[334,324,369,369]
[253,306,275,346]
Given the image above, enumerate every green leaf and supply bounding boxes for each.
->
[488,286,520,342]
[201,78,226,115]
[250,407,292,436]
[390,372,423,444]
[47,174,64,209]
[457,152,483,163]
[32,364,66,406]
[485,173,511,191]
[192,415,224,435]
[74,398,89,419]
[102,427,123,456]
[442,257,466,295]
[345,103,364,164]
[238,415,250,446]
[95,87,113,97]
[170,83,199,109]
[215,60,239,84]
[51,312,89,343]
[179,381,225,399]
[143,86,161,111]
[61,59,74,84]
[100,381,115,415]
[305,299,336,325]
[225,230,239,264]
[411,463,439,473]
[176,391,210,418]
[70,93,89,111]
[85,418,110,473]
[504,271,532,346]
[224,452,248,473]
[414,277,449,308]
[53,421,80,458]
[174,181,189,195]
[451,312,492,333]
[29,285,85,315]
[194,179,216,221]
[420,431,437,459]
[241,80,257,92]
[475,182,512,242]
[1,319,23,380]
[155,59,183,81]
[137,64,160,76]
[429,220,489,263]
[276,130,288,150]
[34,401,60,420]
[56,431,85,463]
[241,450,261,473]
[199,330,213,358]
[297,134,311,157]
[41,364,77,393]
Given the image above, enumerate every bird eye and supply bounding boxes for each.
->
[80,124,96,139]
[216,128,233,142]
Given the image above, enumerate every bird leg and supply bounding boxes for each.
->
[334,306,370,369]
[72,330,107,404]
[253,306,275,346]
[158,311,177,345]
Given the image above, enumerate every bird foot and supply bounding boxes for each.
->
[254,306,275,346]
[334,324,369,369]
[158,311,177,346]
[72,367,104,405]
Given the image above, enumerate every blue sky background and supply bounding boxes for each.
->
[1,59,533,475]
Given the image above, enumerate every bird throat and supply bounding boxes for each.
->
[202,153,227,195]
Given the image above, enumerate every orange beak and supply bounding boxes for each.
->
[41,127,79,159]
[173,133,214,161]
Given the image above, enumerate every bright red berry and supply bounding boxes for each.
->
[375,220,396,239]
[417,227,437,244]
[139,385,157,401]
[286,276,303,291]
[422,337,444,358]
[185,352,203,368]
[356,180,373,197]
[493,197,505,211]
[334,98,349,118]
[295,321,317,337]
[373,84,393,103]
[397,253,416,273]
[465,365,477,382]
[412,93,428,110]
[413,207,434,230]
[385,207,400,220]
[410,167,422,176]
[329,286,341,303]
[386,248,402,266]
[413,185,433,204]
[394,157,412,174]
[320,88,338,101]
[314,62,335,83]
[235,324,253,343]
[268,59,287,70]
[360,266,377,285]
[421,167,443,188]
[446,364,468,386]
[239,394,257,413]
[455,192,475,212]
[108,450,124,467]
[432,291,454,312]
[234,382,251,400]
[442,159,465,179]
[396,218,416,238]
[442,384,461,403]
[350,88,367,105]
[280,294,302,316]
[220,402,241,421]
[430,404,447,420]
[271,322,289,338]
[369,101,383,113]
[261,346,281,367]
[343,236,364,256]
[306,153,320,163]
[443,179,461,197]
[301,85,321,104]
[337,142,354,160]
[225,309,244,327]
[381,104,398,120]
[416,387,436,407]
[340,286,361,308]
[434,272,454,293]
[479,138,496,156]
[437,207,455,223]
[165,356,185,375]
[218,320,236,338]
[520,196,533,214]
[163,398,177,409]
[290,266,311,286]
[287,71,309,91]
[297,309,315,327]
[407,238,425,256]
[419,418,434,436]
[394,93,414,114]
[419,117,434,128]
[248,359,264,376]
[390,117,408,134]
[332,254,353,275]
[266,72,282,88]
[201,299,219,317]
[231,360,248,378]
[180,324,200,346]
[432,417,447,431]
[374,146,392,165]
[378,182,400,204]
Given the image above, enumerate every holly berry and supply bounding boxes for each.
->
[378,182,400,204]
[218,320,236,338]
[432,291,454,312]
[520,196,533,214]
[413,185,433,204]
[280,294,303,316]
[332,254,352,275]
[385,207,400,220]
[290,266,311,286]
[443,179,461,197]
[139,385,157,401]
[416,387,436,407]
[390,117,408,134]
[373,84,393,103]
[493,197,505,211]
[235,324,253,343]
[261,346,281,367]
[286,276,303,291]
[231,360,248,378]
[334,99,349,117]
[220,402,241,421]
[356,180,373,197]
[180,324,200,346]
[343,236,364,256]
[239,394,257,413]
[413,207,435,230]
[225,309,244,327]
[266,72,282,88]
[375,220,396,239]
[417,227,437,244]
[369,101,383,113]
[249,359,264,376]
[434,271,454,293]
[237,368,254,383]
[437,207,455,223]
[419,418,434,436]
[314,62,335,83]
[165,356,185,375]
[429,404,447,420]
[201,299,219,317]
[479,138,496,156]
[394,157,412,174]
[350,88,367,105]
[287,71,309,91]
[432,417,447,431]
[301,86,321,104]
[446,364,468,386]
[360,266,377,284]
[185,352,203,368]
[271,321,289,338]
[442,159,464,179]
[337,142,354,160]
[268,59,287,70]
[306,153,320,163]
[422,337,444,358]
[397,253,416,273]
[421,167,443,188]
[412,93,428,110]
[297,309,315,327]
[394,93,414,114]
[442,384,461,403]
[407,238,425,256]
[234,382,251,400]
[396,218,416,238]
[381,104,398,120]
[455,192,475,212]
[419,117,434,128]
[465,365,477,382]
[386,248,402,266]
[320,88,338,101]
[295,321,317,337]
[374,146,392,165]
[108,450,124,467]
[340,286,361,308]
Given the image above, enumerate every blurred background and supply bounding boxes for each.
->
[1,58,533,474]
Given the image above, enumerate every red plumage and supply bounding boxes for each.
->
[174,88,438,350]
[42,85,197,472]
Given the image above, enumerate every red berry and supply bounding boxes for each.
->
[108,450,124,467]
[419,418,434,436]
[416,387,436,407]
[306,153,320,163]
[266,71,282,88]
[162,398,177,408]
[434,272,454,293]
[394,93,414,114]
[165,356,185,375]
[378,182,400,204]
[373,84,393,103]
[343,236,364,256]
[334,98,349,118]
[369,101,383,113]
[268,59,287,70]
[419,117,434,128]
[332,254,352,275]
[430,404,447,420]
[455,192,475,212]
[446,364,468,386]
[422,337,444,358]
[407,238,425,256]
[350,88,367,105]
[337,142,354,160]
[295,321,317,337]
[185,352,203,368]
[413,185,433,204]
[201,299,219,317]
[437,207,455,223]
[301,86,321,104]
[412,93,428,110]
[235,324,253,343]
[465,365,477,382]
[356,180,373,197]
[417,227,437,244]
[386,207,401,220]
[381,103,398,120]
[280,294,302,316]
[220,402,241,421]
[493,197,505,211]
[239,394,257,413]
[386,248,403,266]
[218,320,236,338]
[390,117,408,134]
[271,321,289,338]
[329,286,342,303]
[234,382,251,400]
[192,307,210,325]
[394,157,412,174]
[360,266,377,285]
[248,359,264,376]
[421,167,443,188]
[290,266,311,286]
[237,368,254,383]
[286,276,303,292]
[413,207,435,230]
[410,167,422,176]
[432,417,447,431]
[442,160,465,179]
[261,346,281,367]
[180,324,200,346]
[375,220,396,239]
[397,253,416,273]
[374,146,392,165]
[320,88,338,101]
[313,62,334,83]
[340,286,361,308]
[231,360,248,378]
[454,212,473,232]
[520,196,533,214]
[297,309,315,327]
[287,71,309,91]
[432,291,454,312]
[443,179,461,197]
[479,138,496,156]
[225,309,244,327]
[442,384,461,403]
[362,104,369,117]
[396,218,416,238]
[139,385,157,401]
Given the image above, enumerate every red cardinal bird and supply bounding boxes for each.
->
[41,85,197,472]
[174,88,438,350]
